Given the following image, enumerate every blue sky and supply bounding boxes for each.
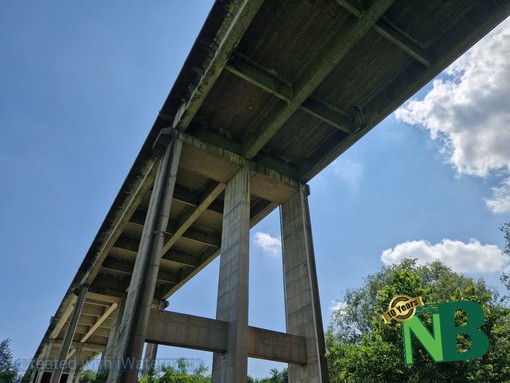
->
[1,1,509,379]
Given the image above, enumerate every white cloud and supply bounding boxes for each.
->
[381,239,508,273]
[331,157,364,190]
[330,300,347,313]
[253,232,281,256]
[395,18,510,213]
[485,177,510,214]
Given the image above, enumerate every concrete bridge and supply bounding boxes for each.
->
[26,0,510,382]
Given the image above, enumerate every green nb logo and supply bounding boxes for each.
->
[402,301,489,365]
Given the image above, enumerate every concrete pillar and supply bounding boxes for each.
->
[100,298,125,373]
[35,338,54,383]
[141,299,165,377]
[51,285,89,383]
[65,343,82,383]
[66,370,75,383]
[212,166,250,383]
[281,184,328,383]
[141,343,158,377]
[107,134,182,383]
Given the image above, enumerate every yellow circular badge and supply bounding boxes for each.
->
[382,295,424,324]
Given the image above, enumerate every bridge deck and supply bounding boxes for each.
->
[29,0,510,371]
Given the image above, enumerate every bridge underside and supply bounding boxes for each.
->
[27,0,510,382]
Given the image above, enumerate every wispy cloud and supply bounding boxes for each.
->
[253,232,281,256]
[330,300,347,313]
[395,18,510,213]
[381,239,508,273]
[331,157,364,190]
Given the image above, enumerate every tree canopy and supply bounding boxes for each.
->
[79,362,287,383]
[0,339,20,383]
[326,259,510,382]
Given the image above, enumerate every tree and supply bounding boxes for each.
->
[501,222,510,294]
[79,370,96,383]
[0,339,20,383]
[138,358,211,383]
[247,368,288,383]
[326,259,510,382]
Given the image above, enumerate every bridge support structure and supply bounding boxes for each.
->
[101,144,327,381]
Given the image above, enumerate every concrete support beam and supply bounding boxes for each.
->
[147,310,227,353]
[106,136,182,383]
[50,296,77,339]
[281,185,328,383]
[242,0,395,159]
[145,311,306,365]
[51,339,104,353]
[179,132,298,203]
[141,300,166,377]
[248,327,306,365]
[212,167,251,383]
[335,0,431,66]
[226,52,293,101]
[80,303,118,343]
[173,184,224,214]
[141,343,158,377]
[50,285,89,383]
[171,0,265,131]
[300,96,355,134]
[165,223,221,248]
[35,339,54,383]
[162,181,225,254]
[86,292,122,305]
[226,54,356,134]
[66,344,82,383]
[100,299,125,373]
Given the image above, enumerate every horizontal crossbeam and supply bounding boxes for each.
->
[335,0,431,66]
[226,54,356,134]
[146,311,307,365]
[242,0,395,159]
[171,0,265,131]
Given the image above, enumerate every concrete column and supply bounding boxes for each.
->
[107,134,182,383]
[66,370,75,383]
[35,338,54,383]
[212,166,250,383]
[29,370,36,383]
[141,343,158,377]
[100,298,125,373]
[66,344,82,383]
[281,184,328,383]
[51,285,89,383]
[141,299,165,377]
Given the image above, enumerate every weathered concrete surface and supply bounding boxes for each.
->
[107,136,182,383]
[50,285,89,383]
[146,310,307,365]
[212,166,251,383]
[281,185,329,383]
[147,310,228,353]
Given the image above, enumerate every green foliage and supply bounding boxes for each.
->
[500,222,510,296]
[138,358,210,383]
[80,362,287,383]
[326,259,510,382]
[79,369,109,383]
[79,370,96,383]
[501,222,510,257]
[248,368,288,383]
[0,339,20,383]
